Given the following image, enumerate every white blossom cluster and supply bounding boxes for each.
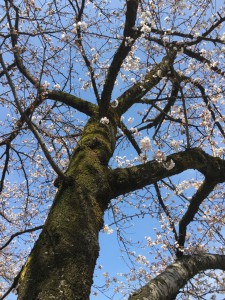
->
[140,136,151,151]
[1,0,225,299]
[103,225,113,235]
[100,117,109,125]
[71,21,88,34]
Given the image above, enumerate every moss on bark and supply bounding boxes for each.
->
[18,117,117,299]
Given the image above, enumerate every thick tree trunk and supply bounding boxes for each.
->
[17,117,116,299]
[128,254,225,300]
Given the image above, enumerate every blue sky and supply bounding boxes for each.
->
[1,1,225,299]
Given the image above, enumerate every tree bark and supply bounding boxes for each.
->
[17,117,116,299]
[110,148,225,198]
[128,254,225,300]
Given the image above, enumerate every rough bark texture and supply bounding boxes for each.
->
[17,117,225,299]
[17,117,116,299]
[128,254,225,300]
[17,115,225,299]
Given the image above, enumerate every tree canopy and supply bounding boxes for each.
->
[1,0,225,299]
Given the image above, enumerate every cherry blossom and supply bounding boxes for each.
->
[0,0,225,299]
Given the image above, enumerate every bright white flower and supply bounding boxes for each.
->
[103,225,113,234]
[136,254,148,265]
[42,81,50,91]
[60,33,69,42]
[53,83,60,89]
[100,117,109,125]
[111,99,119,108]
[140,23,151,33]
[72,21,88,34]
[140,136,151,151]
[163,159,175,170]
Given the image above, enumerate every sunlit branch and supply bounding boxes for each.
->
[128,254,225,300]
[110,148,225,199]
[24,121,66,178]
[71,0,99,102]
[13,147,30,198]
[0,96,44,147]
[153,83,179,139]
[75,0,85,21]
[182,14,225,46]
[141,81,167,122]
[131,82,179,135]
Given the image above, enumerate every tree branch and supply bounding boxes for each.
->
[109,148,225,198]
[144,81,179,138]
[0,143,10,194]
[175,73,225,138]
[5,0,39,86]
[183,48,225,77]
[0,225,43,251]
[115,51,176,116]
[177,179,217,257]
[154,182,178,242]
[47,90,96,116]
[0,53,66,179]
[0,61,16,78]
[128,254,225,300]
[100,0,139,114]
[118,121,142,155]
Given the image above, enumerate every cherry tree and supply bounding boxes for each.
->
[1,0,225,299]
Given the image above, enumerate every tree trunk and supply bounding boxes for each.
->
[17,116,116,299]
